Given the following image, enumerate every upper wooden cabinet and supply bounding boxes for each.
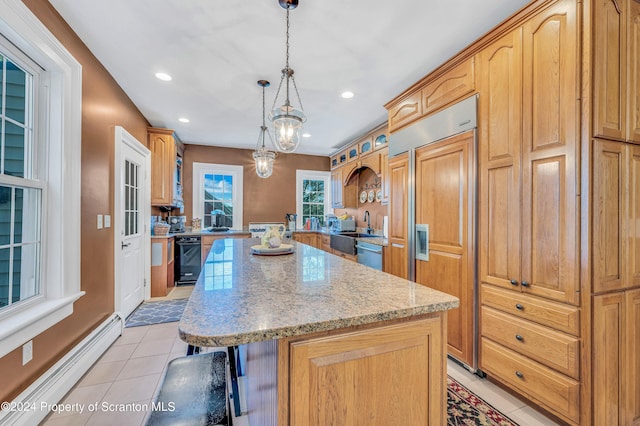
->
[422,57,476,117]
[380,147,389,205]
[387,58,476,133]
[387,91,422,133]
[593,139,640,293]
[520,0,579,305]
[479,0,579,306]
[330,166,357,209]
[149,128,183,207]
[479,28,523,294]
[593,0,640,143]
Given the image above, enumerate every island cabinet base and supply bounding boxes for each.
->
[244,312,447,426]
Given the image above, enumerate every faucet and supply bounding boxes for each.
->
[363,210,372,234]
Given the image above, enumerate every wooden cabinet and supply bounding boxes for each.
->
[331,249,356,262]
[379,147,389,205]
[330,166,357,209]
[387,90,422,133]
[421,57,476,117]
[320,234,331,252]
[593,140,640,293]
[481,338,580,424]
[285,315,445,426]
[520,0,579,305]
[150,236,175,297]
[593,289,640,426]
[201,234,250,265]
[479,0,578,306]
[292,232,319,248]
[593,0,640,143]
[149,128,183,207]
[477,1,580,422]
[387,153,409,279]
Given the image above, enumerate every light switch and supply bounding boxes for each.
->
[97,214,103,229]
[23,340,33,365]
[104,215,111,228]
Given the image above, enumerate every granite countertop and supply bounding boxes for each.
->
[178,238,459,347]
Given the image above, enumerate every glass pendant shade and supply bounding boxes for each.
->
[270,104,306,152]
[252,146,275,178]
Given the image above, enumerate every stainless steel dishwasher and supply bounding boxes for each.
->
[356,241,382,270]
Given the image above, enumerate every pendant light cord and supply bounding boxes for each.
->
[271,7,304,113]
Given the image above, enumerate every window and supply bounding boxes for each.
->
[0,0,82,358]
[296,170,331,229]
[0,49,40,310]
[192,163,243,229]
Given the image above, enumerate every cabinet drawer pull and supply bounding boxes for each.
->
[509,279,519,286]
[515,304,524,311]
[515,334,524,341]
[521,281,530,287]
[515,371,524,379]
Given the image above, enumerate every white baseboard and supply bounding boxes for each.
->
[0,313,123,425]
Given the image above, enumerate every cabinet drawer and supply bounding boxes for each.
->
[481,307,579,379]
[422,57,475,116]
[481,285,580,336]
[481,338,580,424]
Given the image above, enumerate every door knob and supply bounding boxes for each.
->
[121,242,131,249]
[515,371,524,379]
[515,304,524,311]
[515,334,524,341]
[521,281,530,287]
[509,279,519,286]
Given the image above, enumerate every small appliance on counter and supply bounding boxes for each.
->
[210,209,229,231]
[168,215,185,233]
[285,213,297,231]
[330,218,355,233]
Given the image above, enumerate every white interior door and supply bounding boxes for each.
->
[115,127,150,319]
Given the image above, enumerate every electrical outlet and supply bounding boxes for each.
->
[22,340,33,365]
[97,214,103,229]
[104,215,111,228]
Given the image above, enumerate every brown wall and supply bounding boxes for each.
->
[182,145,330,226]
[334,168,388,232]
[0,1,150,402]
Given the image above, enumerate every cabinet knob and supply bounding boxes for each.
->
[521,281,530,287]
[509,279,519,286]
[515,304,524,311]
[515,371,524,379]
[515,334,524,342]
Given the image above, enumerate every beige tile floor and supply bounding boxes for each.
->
[41,285,559,426]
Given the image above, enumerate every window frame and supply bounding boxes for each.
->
[192,162,243,230]
[295,170,331,229]
[0,0,83,358]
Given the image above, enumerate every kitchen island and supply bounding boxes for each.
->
[179,238,459,425]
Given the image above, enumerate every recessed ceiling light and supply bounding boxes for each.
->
[155,72,172,81]
[341,91,354,99]
[302,133,311,138]
[178,117,190,123]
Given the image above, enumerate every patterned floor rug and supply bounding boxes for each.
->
[125,298,188,327]
[448,376,519,425]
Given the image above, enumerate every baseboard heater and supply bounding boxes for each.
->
[0,313,123,425]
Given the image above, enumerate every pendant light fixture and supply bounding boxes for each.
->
[253,80,276,178]
[269,0,306,153]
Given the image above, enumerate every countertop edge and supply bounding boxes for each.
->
[179,300,459,347]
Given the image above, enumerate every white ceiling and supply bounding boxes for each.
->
[49,0,529,156]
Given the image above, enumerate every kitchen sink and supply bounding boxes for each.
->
[335,232,377,238]
[330,232,378,255]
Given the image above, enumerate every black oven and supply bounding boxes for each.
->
[175,235,201,285]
